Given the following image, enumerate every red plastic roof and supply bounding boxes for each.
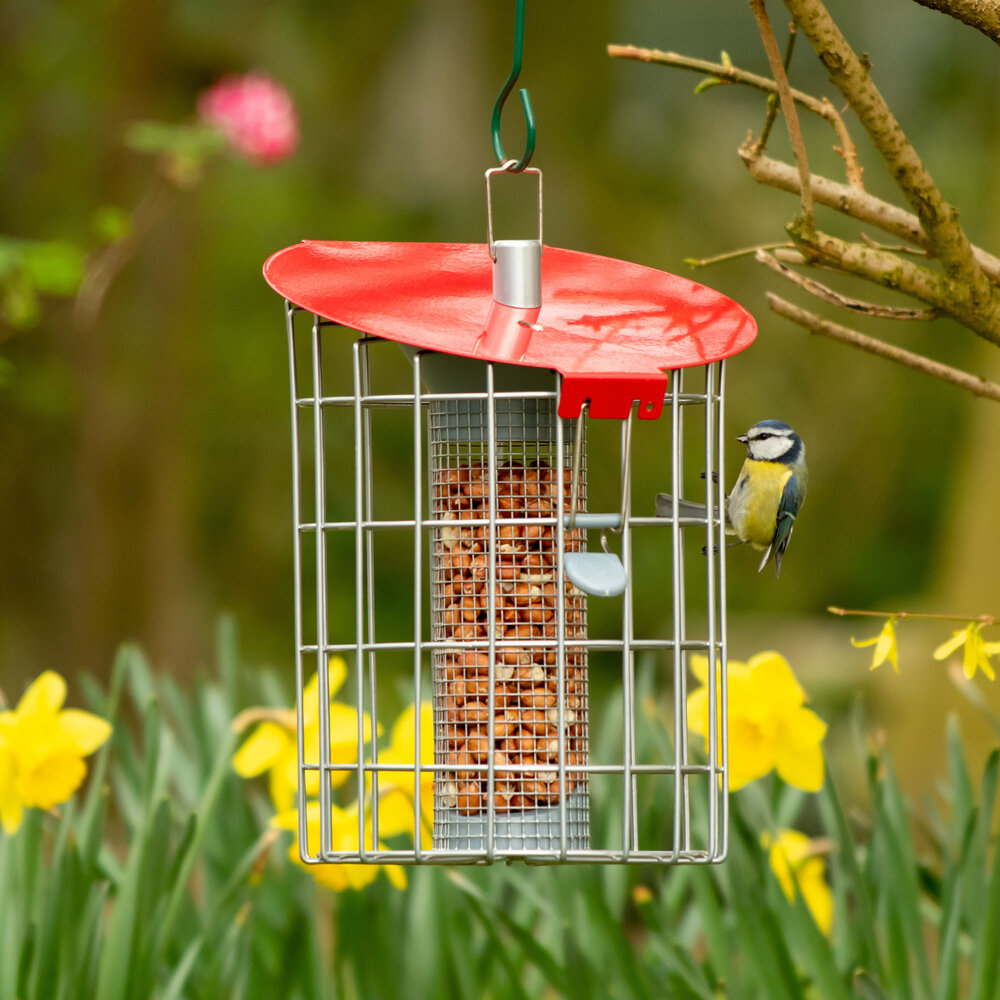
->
[264,241,756,419]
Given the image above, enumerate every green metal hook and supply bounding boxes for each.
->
[491,0,536,172]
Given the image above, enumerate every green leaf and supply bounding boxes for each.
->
[969,829,1000,1000]
[158,935,204,1000]
[123,120,225,160]
[818,767,882,980]
[871,753,932,999]
[20,240,84,296]
[853,969,891,1000]
[694,77,725,95]
[946,715,974,847]
[91,206,131,245]
[932,881,962,1000]
[16,922,36,1000]
[447,870,569,996]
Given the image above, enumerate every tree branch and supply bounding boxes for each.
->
[766,292,1000,402]
[749,0,815,225]
[738,143,1000,282]
[909,0,1000,44]
[788,221,950,305]
[755,249,940,319]
[780,0,996,314]
[606,43,862,184]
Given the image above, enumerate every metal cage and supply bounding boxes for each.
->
[284,301,730,865]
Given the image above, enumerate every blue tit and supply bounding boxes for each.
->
[655,418,807,577]
[727,419,807,576]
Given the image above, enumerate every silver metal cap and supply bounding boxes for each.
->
[492,239,542,308]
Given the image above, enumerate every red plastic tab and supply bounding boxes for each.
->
[263,241,756,419]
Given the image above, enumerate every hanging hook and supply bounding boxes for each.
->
[491,0,536,172]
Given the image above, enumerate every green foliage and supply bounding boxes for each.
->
[2,624,999,999]
[123,122,226,187]
[0,236,85,328]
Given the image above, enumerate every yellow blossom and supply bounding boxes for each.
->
[369,702,434,847]
[0,671,112,834]
[763,829,834,936]
[851,617,899,673]
[687,651,827,792]
[271,800,407,892]
[232,657,378,811]
[933,623,997,681]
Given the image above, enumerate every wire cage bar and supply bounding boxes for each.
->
[285,301,729,865]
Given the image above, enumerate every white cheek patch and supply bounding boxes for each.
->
[750,436,793,461]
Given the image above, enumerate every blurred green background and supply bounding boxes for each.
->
[2,0,1000,792]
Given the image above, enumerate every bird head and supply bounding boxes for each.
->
[737,419,804,464]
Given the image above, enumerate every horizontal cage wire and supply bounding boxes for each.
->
[284,302,729,865]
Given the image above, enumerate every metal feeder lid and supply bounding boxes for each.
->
[263,241,757,421]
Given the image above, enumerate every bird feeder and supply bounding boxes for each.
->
[264,158,756,865]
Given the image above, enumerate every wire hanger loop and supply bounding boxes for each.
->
[491,0,536,172]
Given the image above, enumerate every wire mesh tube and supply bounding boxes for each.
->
[420,356,590,853]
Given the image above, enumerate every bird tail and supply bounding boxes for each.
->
[655,493,710,520]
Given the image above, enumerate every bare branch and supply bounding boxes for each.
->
[766,292,1000,402]
[909,0,1000,44]
[606,43,861,183]
[755,249,940,319]
[749,0,815,226]
[686,241,796,268]
[739,144,1000,282]
[789,223,950,307]
[780,0,995,313]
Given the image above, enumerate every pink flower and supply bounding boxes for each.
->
[198,73,298,165]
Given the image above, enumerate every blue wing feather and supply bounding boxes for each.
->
[759,471,805,577]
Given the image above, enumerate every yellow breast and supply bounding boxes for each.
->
[729,459,792,549]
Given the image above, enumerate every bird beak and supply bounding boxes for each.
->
[736,434,748,444]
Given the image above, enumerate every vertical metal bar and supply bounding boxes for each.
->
[352,340,368,860]
[620,411,635,860]
[312,316,333,858]
[286,304,312,861]
[717,360,730,860]
[484,363,497,860]
[703,362,719,860]
[412,353,426,861]
[361,340,379,856]
[554,377,569,858]
[669,368,685,861]
[620,409,638,854]
[677,369,691,855]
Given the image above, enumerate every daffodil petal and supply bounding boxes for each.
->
[383,863,407,890]
[0,744,23,834]
[689,655,711,685]
[747,652,805,711]
[776,738,825,792]
[17,671,67,715]
[232,722,291,777]
[57,710,112,756]
[19,752,86,809]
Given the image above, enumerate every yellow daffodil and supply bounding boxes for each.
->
[687,651,827,792]
[271,800,406,892]
[370,702,435,846]
[232,657,378,811]
[851,617,899,673]
[762,829,834,936]
[933,623,997,681]
[0,671,112,834]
